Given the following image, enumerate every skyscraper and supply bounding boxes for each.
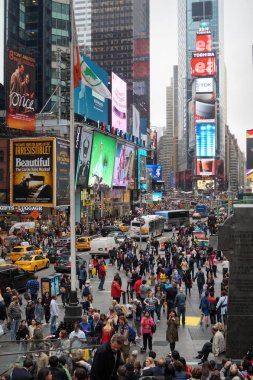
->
[177,0,226,189]
[74,0,91,56]
[90,0,150,139]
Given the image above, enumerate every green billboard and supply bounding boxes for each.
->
[88,132,116,190]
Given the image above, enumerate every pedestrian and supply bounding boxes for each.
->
[98,262,106,291]
[174,288,186,326]
[208,291,217,325]
[166,310,179,352]
[183,269,192,296]
[199,291,210,327]
[111,276,125,303]
[216,290,228,325]
[78,265,87,292]
[37,368,52,380]
[50,294,59,334]
[69,322,86,351]
[48,356,68,380]
[35,297,44,323]
[154,286,164,322]
[143,290,159,320]
[25,299,35,326]
[101,319,114,344]
[8,295,22,341]
[139,279,150,306]
[0,294,7,334]
[132,299,142,338]
[26,276,40,303]
[42,292,51,324]
[90,333,123,380]
[118,315,130,361]
[11,357,34,380]
[194,267,205,297]
[16,319,29,359]
[141,310,155,353]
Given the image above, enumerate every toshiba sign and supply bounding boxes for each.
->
[195,78,214,93]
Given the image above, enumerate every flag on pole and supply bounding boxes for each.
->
[73,18,82,88]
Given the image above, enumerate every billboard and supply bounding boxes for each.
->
[195,101,215,120]
[196,159,215,176]
[111,72,127,133]
[133,39,150,57]
[146,165,162,181]
[76,129,93,187]
[0,2,4,85]
[191,55,216,77]
[56,139,70,206]
[216,160,225,179]
[10,138,55,206]
[7,49,36,131]
[74,54,109,124]
[138,149,147,190]
[113,144,135,188]
[133,62,149,80]
[132,105,140,138]
[195,77,214,93]
[196,33,212,52]
[196,122,215,157]
[88,133,116,191]
[246,130,253,169]
[197,179,215,190]
[152,192,162,201]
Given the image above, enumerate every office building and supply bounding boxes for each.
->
[74,0,91,56]
[90,0,150,138]
[177,0,226,189]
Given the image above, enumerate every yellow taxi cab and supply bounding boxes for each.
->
[14,254,50,272]
[118,223,129,233]
[76,236,91,251]
[10,245,43,262]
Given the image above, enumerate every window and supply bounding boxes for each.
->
[0,151,4,162]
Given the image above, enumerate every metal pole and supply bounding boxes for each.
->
[139,189,142,252]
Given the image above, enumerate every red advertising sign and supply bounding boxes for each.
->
[196,33,212,52]
[191,56,216,77]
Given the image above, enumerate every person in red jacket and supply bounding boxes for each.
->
[98,262,106,290]
[111,276,125,303]
[133,276,143,300]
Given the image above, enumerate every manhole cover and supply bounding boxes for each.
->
[188,327,212,340]
[152,341,168,346]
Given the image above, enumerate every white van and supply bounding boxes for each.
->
[89,237,118,258]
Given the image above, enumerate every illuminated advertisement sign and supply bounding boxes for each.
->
[88,133,116,191]
[216,160,224,179]
[10,138,55,206]
[138,149,147,190]
[197,179,215,190]
[76,129,93,187]
[6,49,36,131]
[196,33,212,52]
[196,159,215,176]
[191,56,216,77]
[146,165,162,181]
[195,77,214,93]
[133,62,149,80]
[111,72,127,133]
[133,39,150,57]
[0,2,4,85]
[74,54,109,124]
[195,101,215,120]
[56,139,70,206]
[246,129,253,169]
[196,122,215,157]
[152,192,162,201]
[113,144,135,188]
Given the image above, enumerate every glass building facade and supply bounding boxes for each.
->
[177,0,225,179]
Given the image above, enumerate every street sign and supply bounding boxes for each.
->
[31,210,40,219]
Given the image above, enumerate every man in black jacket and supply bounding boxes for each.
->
[90,333,123,380]
[49,355,69,380]
[11,358,34,380]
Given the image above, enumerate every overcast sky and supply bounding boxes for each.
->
[150,0,253,153]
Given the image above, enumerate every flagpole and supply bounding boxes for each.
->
[64,0,82,322]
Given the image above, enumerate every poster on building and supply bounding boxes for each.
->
[88,133,116,191]
[138,149,147,190]
[146,165,162,181]
[76,129,93,187]
[111,72,127,133]
[6,49,36,131]
[10,138,55,206]
[196,158,215,176]
[56,139,70,206]
[113,144,127,187]
[196,122,215,157]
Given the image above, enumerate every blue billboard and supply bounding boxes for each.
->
[146,165,162,181]
[196,122,215,157]
[74,54,109,124]
[138,148,147,190]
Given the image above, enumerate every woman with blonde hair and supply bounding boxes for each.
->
[143,357,155,375]
[101,318,114,344]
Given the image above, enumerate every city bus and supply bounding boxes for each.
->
[154,209,190,231]
[130,215,164,240]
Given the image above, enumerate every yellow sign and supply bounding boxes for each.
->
[149,204,154,209]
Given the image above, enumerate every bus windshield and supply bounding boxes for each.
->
[155,210,190,231]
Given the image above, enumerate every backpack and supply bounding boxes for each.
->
[209,299,216,312]
[82,286,90,297]
[127,324,136,342]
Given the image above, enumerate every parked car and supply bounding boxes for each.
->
[54,255,86,274]
[14,255,50,272]
[107,231,128,244]
[46,247,70,263]
[10,245,43,262]
[76,236,92,251]
[54,238,71,249]
[101,225,120,237]
[0,265,35,294]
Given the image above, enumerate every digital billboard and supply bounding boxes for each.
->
[196,159,215,176]
[6,49,36,131]
[195,77,214,93]
[88,133,116,191]
[10,138,55,206]
[56,139,70,206]
[191,55,216,77]
[76,129,93,187]
[196,122,215,157]
[0,2,4,85]
[111,72,127,133]
[197,179,215,190]
[152,192,162,201]
[195,101,215,120]
[133,62,150,80]
[216,160,224,179]
[146,165,162,181]
[74,54,109,124]
[113,144,135,188]
[132,105,140,138]
[246,129,253,169]
[133,39,150,57]
[138,149,147,190]
[196,33,212,52]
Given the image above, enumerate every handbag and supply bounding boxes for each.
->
[151,324,156,333]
